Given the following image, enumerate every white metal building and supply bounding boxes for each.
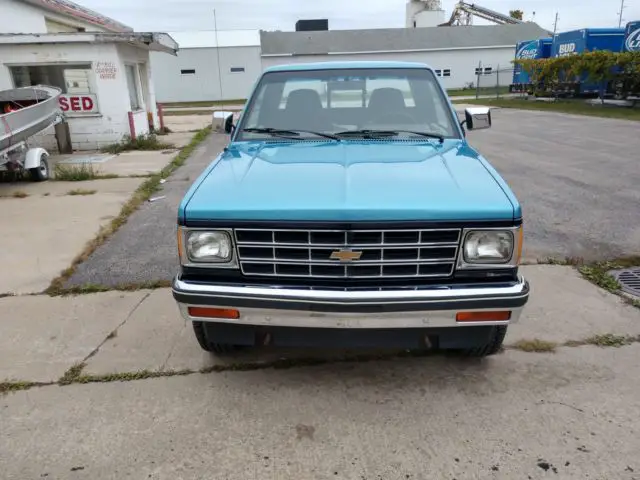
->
[0,0,177,151]
[260,23,551,90]
[150,30,261,103]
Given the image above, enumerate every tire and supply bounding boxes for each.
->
[460,326,508,358]
[192,321,240,355]
[29,154,49,182]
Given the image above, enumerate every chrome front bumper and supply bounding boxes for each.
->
[172,276,530,329]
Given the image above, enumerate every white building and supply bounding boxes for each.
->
[260,23,551,90]
[150,30,261,103]
[0,0,177,151]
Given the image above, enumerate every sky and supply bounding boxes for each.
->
[81,0,639,34]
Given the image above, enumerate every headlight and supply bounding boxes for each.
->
[463,230,514,264]
[185,231,232,263]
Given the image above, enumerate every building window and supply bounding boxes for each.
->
[475,67,493,75]
[125,64,141,111]
[181,69,196,75]
[230,67,245,73]
[443,69,451,77]
[10,64,92,93]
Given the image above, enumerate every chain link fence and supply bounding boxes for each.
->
[473,64,522,99]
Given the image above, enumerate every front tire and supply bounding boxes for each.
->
[192,321,241,354]
[459,326,508,357]
[29,154,49,182]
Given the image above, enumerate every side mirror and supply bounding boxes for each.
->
[224,113,235,134]
[464,107,492,131]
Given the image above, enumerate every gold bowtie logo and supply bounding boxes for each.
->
[330,249,363,262]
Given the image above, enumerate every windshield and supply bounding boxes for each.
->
[236,67,460,141]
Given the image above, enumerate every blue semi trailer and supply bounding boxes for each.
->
[552,27,626,95]
[624,20,640,52]
[509,38,552,93]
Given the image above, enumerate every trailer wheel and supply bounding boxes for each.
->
[29,154,49,182]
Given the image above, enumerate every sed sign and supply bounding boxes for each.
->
[59,94,99,115]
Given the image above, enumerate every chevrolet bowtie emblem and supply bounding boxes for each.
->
[330,249,363,262]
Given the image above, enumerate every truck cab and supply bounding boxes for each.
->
[172,61,530,358]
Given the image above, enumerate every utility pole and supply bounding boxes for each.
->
[618,0,625,27]
[213,9,224,105]
[553,12,559,35]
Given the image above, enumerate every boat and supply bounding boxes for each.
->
[0,85,64,181]
[0,85,63,152]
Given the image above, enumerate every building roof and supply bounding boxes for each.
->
[260,23,553,56]
[18,0,133,33]
[168,30,260,49]
[0,32,178,54]
[264,61,432,72]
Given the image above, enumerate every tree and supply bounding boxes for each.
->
[509,9,524,20]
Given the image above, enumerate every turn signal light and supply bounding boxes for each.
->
[456,311,511,322]
[188,307,240,319]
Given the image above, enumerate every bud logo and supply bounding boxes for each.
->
[625,27,640,52]
[516,41,538,59]
[558,42,577,56]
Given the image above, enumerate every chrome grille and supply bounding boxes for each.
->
[234,228,461,279]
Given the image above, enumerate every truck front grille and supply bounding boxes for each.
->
[234,228,461,279]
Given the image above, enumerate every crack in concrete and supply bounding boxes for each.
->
[83,291,152,363]
[5,334,640,396]
[160,321,187,372]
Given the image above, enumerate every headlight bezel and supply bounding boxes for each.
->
[177,227,238,268]
[457,226,523,269]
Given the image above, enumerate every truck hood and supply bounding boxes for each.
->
[181,140,518,222]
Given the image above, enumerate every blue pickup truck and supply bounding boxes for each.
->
[172,61,530,358]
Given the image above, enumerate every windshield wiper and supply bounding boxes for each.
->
[243,127,340,141]
[335,129,444,143]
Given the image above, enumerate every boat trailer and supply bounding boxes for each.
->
[0,85,64,182]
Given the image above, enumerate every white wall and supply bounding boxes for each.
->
[0,0,47,33]
[151,45,261,103]
[0,41,156,150]
[261,47,515,90]
[0,0,115,34]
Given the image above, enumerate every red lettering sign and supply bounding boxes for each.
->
[58,94,99,115]
[82,97,93,110]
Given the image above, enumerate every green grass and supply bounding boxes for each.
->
[452,98,640,121]
[162,99,245,108]
[164,110,216,117]
[510,339,558,353]
[101,134,175,155]
[566,334,639,348]
[66,189,96,196]
[53,279,172,296]
[0,381,42,395]
[46,126,212,296]
[447,86,510,97]
[54,163,119,181]
[58,362,86,385]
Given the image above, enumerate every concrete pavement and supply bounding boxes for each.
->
[0,177,144,294]
[63,134,228,289]
[2,265,639,383]
[1,264,640,479]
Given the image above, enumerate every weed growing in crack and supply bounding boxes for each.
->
[58,362,86,385]
[510,339,557,353]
